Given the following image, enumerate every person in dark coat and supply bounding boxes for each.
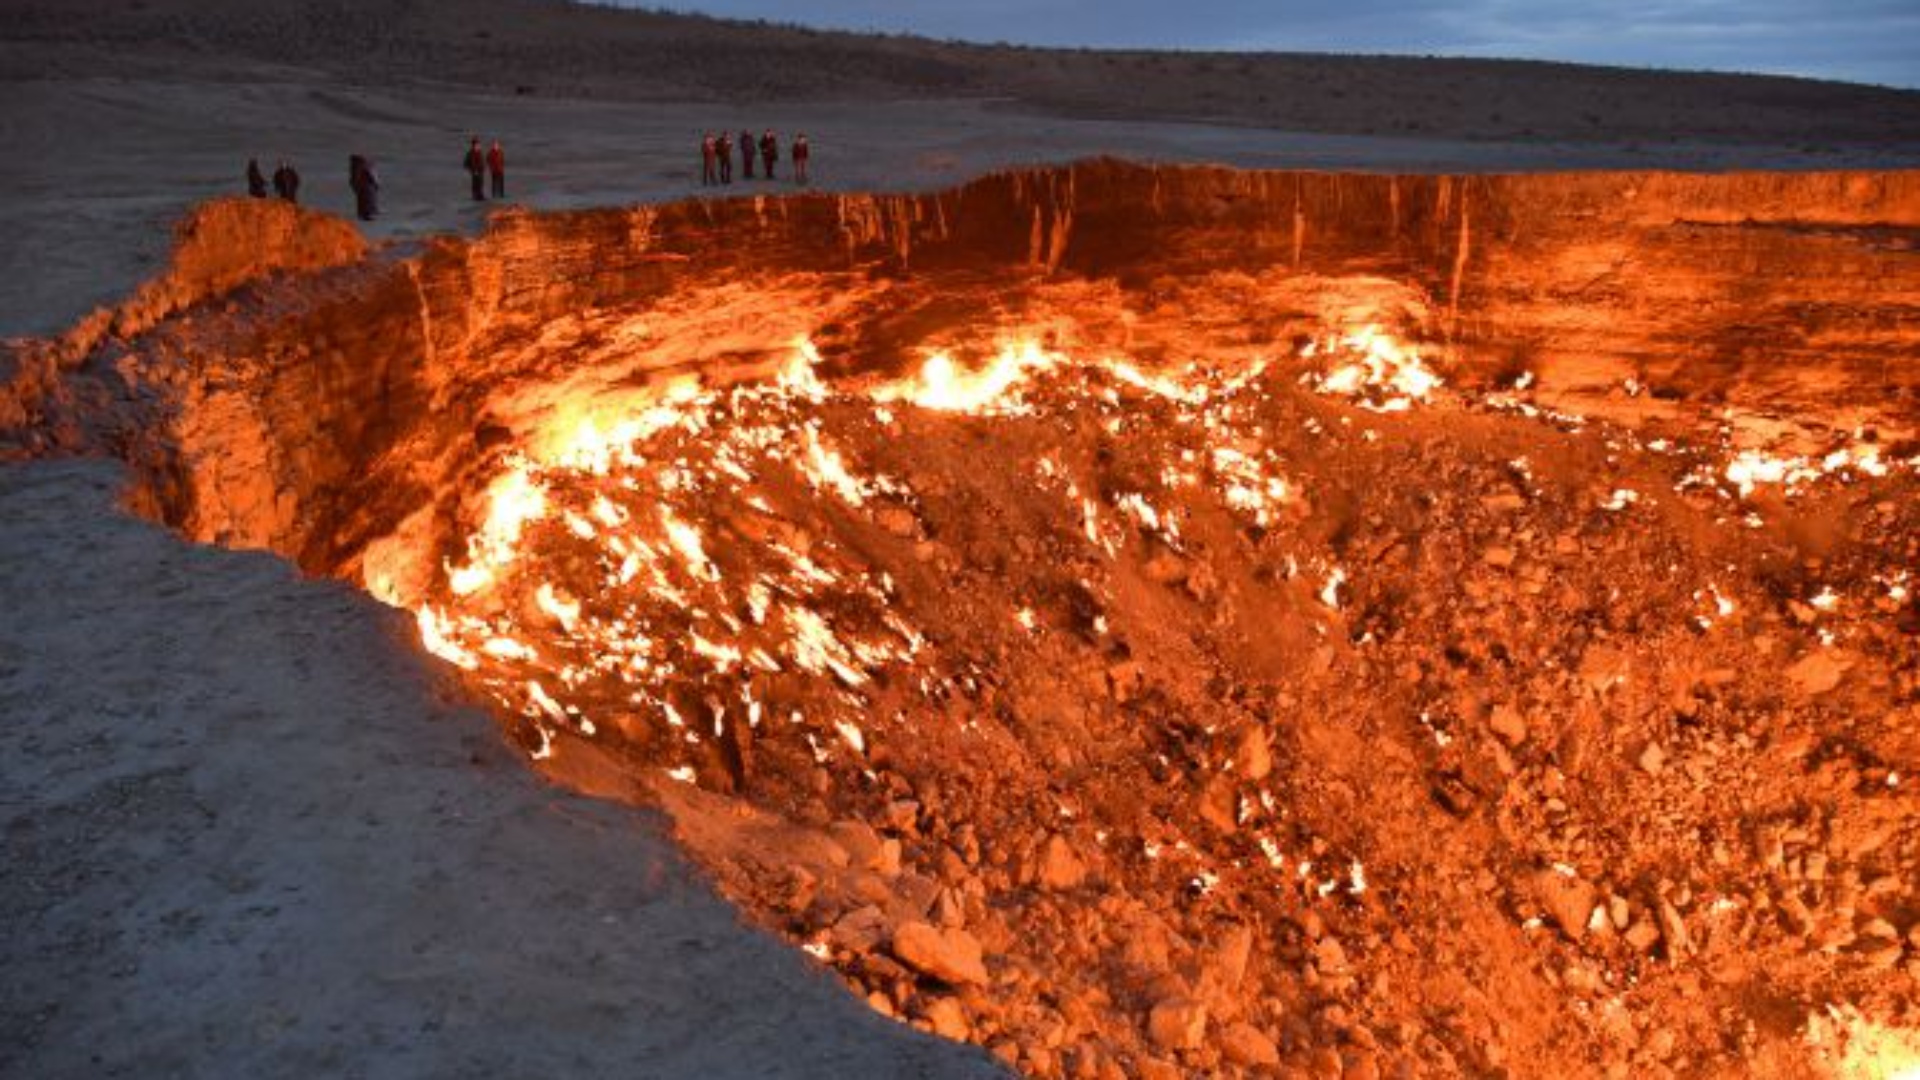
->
[272,160,300,203]
[738,129,756,179]
[792,133,810,185]
[715,131,733,184]
[246,158,268,198]
[464,137,486,201]
[349,155,380,221]
[759,130,779,181]
[487,140,506,199]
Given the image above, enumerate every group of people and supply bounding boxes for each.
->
[245,128,813,223]
[701,129,810,187]
[463,137,509,201]
[246,158,303,203]
[244,136,508,222]
[246,155,382,221]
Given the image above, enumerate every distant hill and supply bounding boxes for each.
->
[5,0,1919,147]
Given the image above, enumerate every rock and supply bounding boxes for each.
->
[933,887,967,929]
[830,819,885,870]
[873,837,903,878]
[1204,924,1255,1001]
[1136,1060,1182,1080]
[892,921,989,985]
[1147,997,1208,1051]
[1483,546,1516,569]
[876,507,918,537]
[1784,650,1848,696]
[1578,645,1631,694]
[831,904,891,953]
[1106,661,1143,703]
[1198,774,1239,834]
[1220,1021,1280,1067]
[1638,742,1666,775]
[922,996,970,1040]
[1488,705,1528,747]
[1656,898,1692,961]
[1531,870,1599,942]
[1237,725,1273,780]
[1038,833,1088,891]
[1608,894,1631,930]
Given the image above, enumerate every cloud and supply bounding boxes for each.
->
[632,0,1919,87]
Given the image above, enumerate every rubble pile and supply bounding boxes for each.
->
[404,333,1920,1079]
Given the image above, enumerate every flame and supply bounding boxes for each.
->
[1305,324,1442,410]
[875,341,1062,413]
[1808,1007,1920,1080]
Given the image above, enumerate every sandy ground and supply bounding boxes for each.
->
[0,458,1008,1079]
[4,21,1920,1079]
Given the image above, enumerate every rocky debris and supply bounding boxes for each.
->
[1783,649,1848,696]
[1036,833,1087,891]
[1236,726,1273,780]
[1219,1021,1280,1067]
[1487,704,1528,747]
[921,996,971,1041]
[1146,997,1208,1052]
[1531,870,1600,942]
[1655,896,1692,963]
[892,921,989,986]
[1638,741,1667,776]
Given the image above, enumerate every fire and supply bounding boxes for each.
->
[1303,324,1443,411]
[392,325,1466,768]
[1807,1007,1920,1080]
[875,341,1064,413]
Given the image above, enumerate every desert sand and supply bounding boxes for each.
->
[3,2,1919,1078]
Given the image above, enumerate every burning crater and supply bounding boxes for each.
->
[8,160,1920,1077]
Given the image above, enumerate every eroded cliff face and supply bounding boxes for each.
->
[9,161,1920,1079]
[9,162,1915,585]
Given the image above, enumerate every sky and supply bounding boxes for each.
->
[625,0,1919,88]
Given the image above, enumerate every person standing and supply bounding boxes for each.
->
[349,155,380,221]
[739,129,757,179]
[701,133,718,186]
[759,130,779,181]
[464,137,487,201]
[792,133,811,185]
[272,160,301,203]
[246,158,268,198]
[487,140,506,199]
[716,131,733,184]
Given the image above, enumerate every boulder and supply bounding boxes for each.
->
[892,921,989,986]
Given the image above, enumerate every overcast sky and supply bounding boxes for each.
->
[632,0,1919,88]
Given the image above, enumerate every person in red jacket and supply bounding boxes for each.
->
[716,131,734,184]
[700,133,717,186]
[792,133,811,185]
[487,140,506,199]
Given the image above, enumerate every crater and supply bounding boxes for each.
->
[7,159,1919,1078]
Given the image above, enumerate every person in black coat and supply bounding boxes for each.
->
[349,155,380,221]
[464,137,486,201]
[759,130,779,181]
[272,160,300,203]
[246,158,268,198]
